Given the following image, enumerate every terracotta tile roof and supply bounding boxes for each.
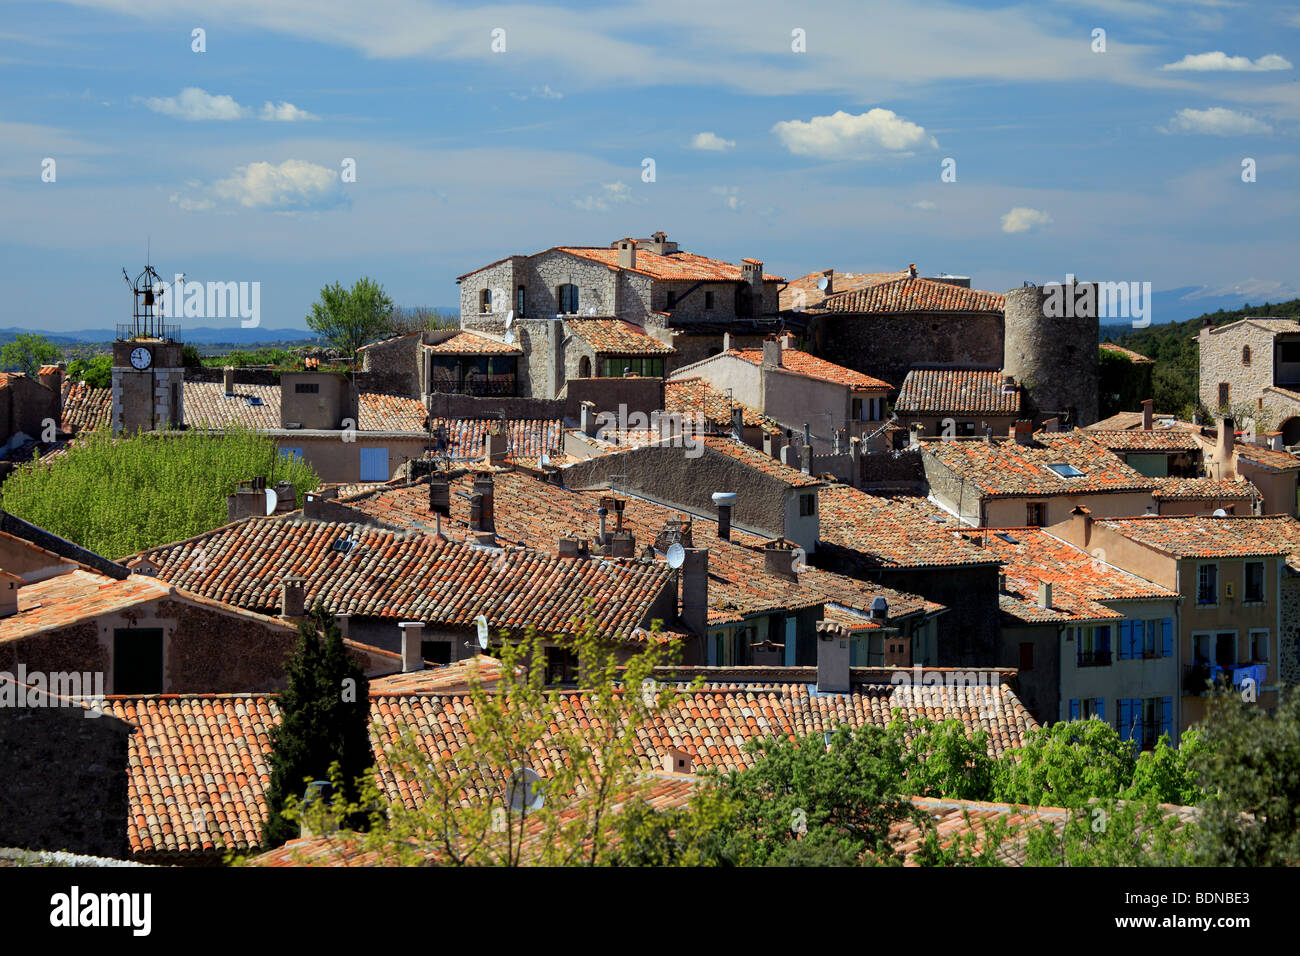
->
[1098,514,1299,561]
[1,438,73,465]
[555,246,783,283]
[422,418,564,460]
[566,320,675,355]
[60,381,111,434]
[955,527,1176,625]
[0,569,170,642]
[332,471,942,627]
[113,672,1035,857]
[819,276,1004,315]
[1088,428,1200,453]
[1150,477,1259,502]
[422,332,522,355]
[697,435,823,487]
[1098,342,1154,364]
[664,378,767,429]
[922,430,1156,498]
[181,382,428,432]
[728,348,891,390]
[780,270,909,311]
[1234,441,1300,472]
[818,487,999,569]
[368,656,508,694]
[896,368,1020,416]
[135,517,675,642]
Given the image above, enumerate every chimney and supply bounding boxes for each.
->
[1072,506,1093,548]
[0,571,21,619]
[681,548,708,638]
[662,747,694,775]
[849,436,862,487]
[597,505,609,544]
[815,621,852,694]
[273,481,296,513]
[649,231,670,256]
[399,621,424,673]
[1141,399,1154,431]
[1037,581,1052,610]
[870,595,888,621]
[764,429,785,459]
[223,366,235,397]
[428,475,450,515]
[37,363,63,393]
[731,405,744,438]
[1218,417,1236,465]
[227,481,267,522]
[780,332,796,350]
[909,422,924,447]
[580,401,596,434]
[558,535,583,558]
[821,269,833,295]
[741,258,764,302]
[616,237,637,270]
[1002,375,1017,395]
[303,492,322,520]
[908,263,918,279]
[280,575,306,619]
[720,332,732,353]
[608,531,636,558]
[712,492,737,541]
[472,475,495,532]
[126,556,160,576]
[484,422,508,462]
[997,572,1007,593]
[1272,432,1284,452]
[764,538,800,580]
[762,336,782,368]
[1042,417,1060,433]
[800,444,812,475]
[1012,420,1034,445]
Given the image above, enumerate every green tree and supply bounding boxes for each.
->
[1022,794,1192,867]
[261,605,372,848]
[66,354,112,388]
[1186,688,1300,866]
[893,715,996,800]
[993,719,1136,808]
[1,332,61,377]
[306,278,394,358]
[0,428,319,559]
[1123,729,1204,805]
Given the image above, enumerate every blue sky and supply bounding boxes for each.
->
[2,0,1298,333]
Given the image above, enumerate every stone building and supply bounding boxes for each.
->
[1198,316,1300,444]
[0,368,63,457]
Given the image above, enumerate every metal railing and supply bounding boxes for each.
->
[1076,650,1112,667]
[116,323,181,342]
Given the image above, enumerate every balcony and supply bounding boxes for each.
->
[116,323,181,343]
[1076,650,1112,667]
[428,377,518,397]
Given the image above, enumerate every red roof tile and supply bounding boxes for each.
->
[422,332,522,355]
[555,246,783,283]
[1150,476,1259,502]
[60,381,111,434]
[1098,342,1154,364]
[566,320,674,355]
[1088,428,1201,453]
[1098,514,1300,561]
[818,487,995,568]
[780,270,910,311]
[819,277,1004,315]
[664,378,768,429]
[728,347,891,390]
[896,368,1020,416]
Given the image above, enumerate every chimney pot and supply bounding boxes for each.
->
[0,572,23,619]
[558,535,581,558]
[428,476,450,516]
[815,621,852,694]
[1141,398,1154,431]
[662,748,694,775]
[763,336,782,368]
[764,538,800,580]
[617,238,637,270]
[722,332,733,352]
[399,621,424,673]
[472,475,495,532]
[800,444,812,475]
[280,576,306,619]
[681,548,709,638]
[1037,580,1052,609]
[1013,420,1034,445]
[223,366,235,396]
[712,492,737,540]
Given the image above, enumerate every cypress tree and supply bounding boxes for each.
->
[261,604,372,848]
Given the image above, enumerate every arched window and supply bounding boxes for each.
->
[557,284,579,315]
[578,356,591,378]
[479,289,492,313]
[1242,345,1252,366]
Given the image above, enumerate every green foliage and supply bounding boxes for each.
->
[199,347,294,369]
[306,278,394,357]
[1123,729,1205,805]
[66,354,112,388]
[1098,347,1154,420]
[892,716,996,800]
[0,427,319,559]
[910,810,1015,867]
[1185,688,1300,866]
[261,606,372,848]
[1023,794,1192,867]
[993,719,1136,808]
[385,306,459,336]
[182,344,203,368]
[1,332,61,377]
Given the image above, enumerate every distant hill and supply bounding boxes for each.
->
[0,326,322,346]
[1098,297,1300,418]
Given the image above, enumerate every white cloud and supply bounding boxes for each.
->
[1000,207,1052,233]
[573,180,631,212]
[509,85,564,101]
[260,100,316,121]
[772,109,936,160]
[912,200,937,211]
[1161,52,1292,72]
[143,87,247,121]
[691,131,735,152]
[1158,107,1273,135]
[711,185,743,210]
[173,159,346,212]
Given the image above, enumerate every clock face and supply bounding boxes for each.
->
[129,346,152,370]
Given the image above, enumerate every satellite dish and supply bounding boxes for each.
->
[1213,509,1228,517]
[503,328,515,345]
[475,614,490,649]
[666,543,686,569]
[816,276,829,291]
[506,767,544,811]
[264,488,278,515]
[505,310,514,328]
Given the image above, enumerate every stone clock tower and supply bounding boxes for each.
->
[112,264,184,434]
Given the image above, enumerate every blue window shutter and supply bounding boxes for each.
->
[1099,626,1111,653]
[1162,698,1172,737]
[1119,621,1131,659]
[784,617,797,667]
[1162,618,1173,657]
[1096,698,1106,721]
[1069,699,1080,720]
[1118,699,1133,740]
[360,447,390,481]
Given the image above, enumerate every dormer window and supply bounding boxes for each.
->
[1046,463,1085,479]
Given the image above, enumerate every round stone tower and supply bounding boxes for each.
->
[1002,282,1099,428]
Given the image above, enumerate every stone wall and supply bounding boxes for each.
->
[858,448,926,493]
[1198,322,1279,413]
[1282,576,1300,686]
[0,701,133,858]
[563,377,664,421]
[424,393,565,421]
[360,333,422,397]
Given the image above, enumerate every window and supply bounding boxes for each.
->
[578,356,591,378]
[360,447,390,481]
[1193,631,1237,668]
[1218,382,1230,407]
[1019,642,1034,672]
[1076,625,1112,666]
[279,446,303,462]
[1026,502,1045,526]
[1282,342,1300,363]
[1197,563,1218,605]
[545,646,579,685]
[421,640,451,665]
[704,290,714,310]
[114,628,164,695]
[1118,697,1172,751]
[1119,618,1173,659]
[599,357,664,377]
[1250,629,1270,663]
[515,285,526,318]
[799,493,816,517]
[1242,345,1252,365]
[1068,698,1106,721]
[1046,463,1085,478]
[1244,561,1265,603]
[294,382,320,394]
[665,290,677,309]
[557,283,579,314]
[479,289,492,313]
